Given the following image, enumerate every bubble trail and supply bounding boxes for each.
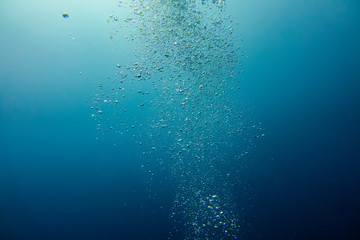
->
[94,0,262,239]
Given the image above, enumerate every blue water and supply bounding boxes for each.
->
[1,0,360,239]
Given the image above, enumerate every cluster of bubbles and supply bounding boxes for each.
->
[92,0,264,239]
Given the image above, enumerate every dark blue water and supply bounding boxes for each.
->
[1,0,359,239]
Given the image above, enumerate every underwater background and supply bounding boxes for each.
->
[1,0,360,239]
